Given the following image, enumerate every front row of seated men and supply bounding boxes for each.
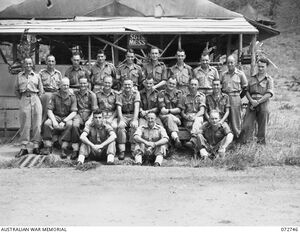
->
[37,75,233,167]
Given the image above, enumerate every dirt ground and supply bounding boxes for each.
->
[0,157,299,226]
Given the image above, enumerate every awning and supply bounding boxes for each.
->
[0,16,258,35]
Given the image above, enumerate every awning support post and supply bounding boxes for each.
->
[250,34,257,76]
[88,36,91,65]
[238,33,243,66]
[178,35,182,50]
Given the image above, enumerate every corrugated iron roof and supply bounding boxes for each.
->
[0,17,258,35]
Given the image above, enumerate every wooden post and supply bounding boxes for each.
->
[113,35,119,66]
[250,34,257,76]
[88,36,91,65]
[178,35,182,50]
[12,42,18,61]
[238,33,243,66]
[35,40,39,65]
[226,35,232,57]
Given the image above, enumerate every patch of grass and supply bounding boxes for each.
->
[0,159,20,169]
[279,103,295,110]
[284,156,300,166]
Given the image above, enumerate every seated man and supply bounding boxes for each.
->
[133,112,169,167]
[42,78,77,158]
[195,110,233,159]
[139,77,162,126]
[72,78,98,159]
[116,79,140,160]
[77,109,117,165]
[205,79,230,123]
[158,77,183,148]
[181,78,206,140]
[95,75,118,130]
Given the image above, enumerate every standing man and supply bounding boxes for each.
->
[39,54,62,122]
[139,77,162,126]
[133,113,169,166]
[65,52,90,89]
[90,49,116,92]
[77,109,117,165]
[116,79,140,160]
[221,55,248,139]
[158,77,183,148]
[205,80,230,124]
[169,49,193,94]
[72,78,98,159]
[143,47,167,90]
[116,49,144,90]
[196,110,233,159]
[181,78,206,142]
[95,76,118,130]
[193,52,219,95]
[240,58,274,144]
[15,57,44,157]
[42,78,77,158]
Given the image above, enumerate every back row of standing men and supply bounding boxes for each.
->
[14,47,274,166]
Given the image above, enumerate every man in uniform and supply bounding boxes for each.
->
[116,49,144,90]
[72,78,98,159]
[65,52,90,89]
[77,109,117,165]
[193,52,219,95]
[42,78,77,158]
[195,110,233,159]
[143,47,167,90]
[90,49,116,92]
[180,78,206,150]
[139,77,162,126]
[169,49,193,94]
[158,77,183,148]
[205,80,230,124]
[15,57,44,157]
[240,58,274,144]
[116,79,140,159]
[95,76,118,130]
[221,55,248,139]
[39,54,62,122]
[133,112,169,166]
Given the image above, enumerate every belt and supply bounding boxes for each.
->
[22,92,37,97]
[44,88,57,93]
[227,92,240,96]
[251,93,263,99]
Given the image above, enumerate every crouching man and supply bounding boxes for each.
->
[77,109,117,165]
[133,112,169,167]
[195,110,233,159]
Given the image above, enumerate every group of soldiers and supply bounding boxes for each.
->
[14,46,274,166]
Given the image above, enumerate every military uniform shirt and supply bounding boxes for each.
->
[39,68,62,92]
[143,61,167,85]
[48,91,77,118]
[158,89,183,109]
[84,122,114,144]
[140,88,159,111]
[90,62,116,86]
[193,65,219,89]
[206,93,230,117]
[200,121,231,146]
[117,63,144,88]
[15,70,44,96]
[96,89,118,113]
[65,66,90,87]
[221,68,248,93]
[248,74,274,97]
[116,90,141,114]
[134,123,169,142]
[169,63,193,92]
[180,91,206,114]
[74,89,98,112]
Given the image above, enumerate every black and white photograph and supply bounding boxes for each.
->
[0,0,299,232]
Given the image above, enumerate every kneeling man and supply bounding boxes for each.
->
[196,110,233,159]
[133,112,169,166]
[77,109,117,165]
